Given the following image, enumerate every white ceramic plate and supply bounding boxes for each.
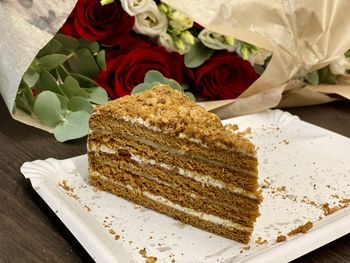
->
[21,109,350,263]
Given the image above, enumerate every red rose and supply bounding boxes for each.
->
[60,0,134,45]
[187,52,258,100]
[96,39,183,99]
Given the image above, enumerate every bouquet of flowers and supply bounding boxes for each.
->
[1,0,350,143]
[15,0,270,142]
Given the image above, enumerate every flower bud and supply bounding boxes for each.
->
[224,35,235,46]
[169,11,193,31]
[173,37,186,54]
[158,3,168,14]
[100,0,114,5]
[180,30,195,45]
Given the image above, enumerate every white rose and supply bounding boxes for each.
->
[158,32,191,55]
[120,0,152,16]
[198,29,237,52]
[133,4,168,37]
[329,54,350,75]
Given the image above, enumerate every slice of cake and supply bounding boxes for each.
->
[88,85,261,244]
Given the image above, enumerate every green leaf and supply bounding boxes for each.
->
[164,78,183,91]
[305,71,319,85]
[56,94,69,115]
[318,66,337,84]
[70,73,99,87]
[34,91,64,127]
[68,97,93,113]
[144,70,166,84]
[184,40,214,68]
[185,92,196,101]
[35,70,62,95]
[131,83,153,94]
[56,66,70,82]
[61,76,88,98]
[38,54,68,71]
[254,64,265,75]
[54,111,90,142]
[15,83,35,114]
[84,87,108,104]
[68,48,100,77]
[37,39,62,57]
[54,34,80,51]
[96,50,106,71]
[23,68,40,87]
[78,38,100,54]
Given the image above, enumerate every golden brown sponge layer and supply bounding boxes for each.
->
[90,173,252,244]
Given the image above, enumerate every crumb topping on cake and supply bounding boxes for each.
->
[92,85,255,154]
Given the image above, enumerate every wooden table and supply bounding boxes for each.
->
[1,96,350,263]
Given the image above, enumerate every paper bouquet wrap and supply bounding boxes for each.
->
[1,0,350,132]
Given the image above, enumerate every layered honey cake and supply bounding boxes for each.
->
[88,85,261,244]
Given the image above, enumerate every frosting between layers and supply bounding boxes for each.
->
[91,171,252,232]
[89,144,258,200]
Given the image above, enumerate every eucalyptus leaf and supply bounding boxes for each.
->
[37,39,62,57]
[131,83,153,94]
[70,73,99,87]
[68,97,93,113]
[305,71,319,85]
[144,70,166,84]
[23,68,40,87]
[54,111,90,142]
[38,54,68,71]
[68,48,100,77]
[34,91,63,127]
[56,66,70,82]
[15,95,32,115]
[79,38,100,54]
[164,79,183,91]
[84,87,108,104]
[54,34,80,51]
[61,76,88,98]
[35,70,63,95]
[254,64,265,75]
[185,92,196,101]
[96,50,106,71]
[56,94,69,115]
[185,40,214,68]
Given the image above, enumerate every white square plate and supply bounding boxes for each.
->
[21,109,350,262]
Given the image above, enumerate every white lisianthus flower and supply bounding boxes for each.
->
[120,0,152,16]
[198,29,237,52]
[169,10,193,31]
[158,32,191,55]
[133,4,168,37]
[329,54,350,75]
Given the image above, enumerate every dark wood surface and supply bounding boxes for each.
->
[1,95,350,263]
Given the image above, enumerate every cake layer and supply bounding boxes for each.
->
[89,116,258,174]
[89,161,259,226]
[89,151,260,201]
[90,173,252,244]
[88,132,258,191]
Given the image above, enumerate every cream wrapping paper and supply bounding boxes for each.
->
[164,0,350,118]
[0,0,350,131]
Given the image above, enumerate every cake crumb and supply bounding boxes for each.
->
[277,186,286,192]
[146,256,157,263]
[322,203,338,216]
[287,221,313,236]
[255,237,268,245]
[243,246,250,250]
[109,229,116,235]
[58,180,73,192]
[84,205,92,212]
[276,235,287,243]
[115,235,120,240]
[139,248,147,257]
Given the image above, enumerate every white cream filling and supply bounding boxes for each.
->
[92,171,251,232]
[89,144,258,200]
